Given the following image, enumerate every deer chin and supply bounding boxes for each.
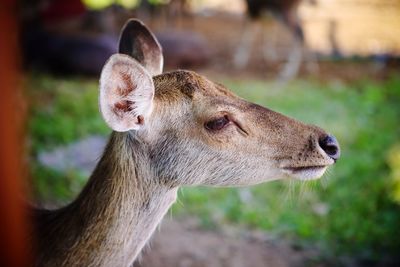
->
[281,166,329,181]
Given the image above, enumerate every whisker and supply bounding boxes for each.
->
[321,168,334,188]
[299,180,308,199]
[278,180,290,208]
[286,179,297,205]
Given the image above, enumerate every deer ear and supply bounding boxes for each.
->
[119,19,163,76]
[99,54,154,132]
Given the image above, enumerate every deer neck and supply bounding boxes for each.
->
[38,132,178,267]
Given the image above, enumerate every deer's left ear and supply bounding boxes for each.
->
[99,54,154,132]
[119,19,163,76]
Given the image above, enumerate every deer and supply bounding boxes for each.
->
[30,19,340,267]
[234,0,317,81]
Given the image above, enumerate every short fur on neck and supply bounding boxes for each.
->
[32,132,178,267]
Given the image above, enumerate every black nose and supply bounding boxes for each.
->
[319,135,340,161]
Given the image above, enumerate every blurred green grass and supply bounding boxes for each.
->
[27,73,400,262]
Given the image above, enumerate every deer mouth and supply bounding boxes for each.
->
[282,166,329,181]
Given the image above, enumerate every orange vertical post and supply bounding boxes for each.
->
[0,0,31,266]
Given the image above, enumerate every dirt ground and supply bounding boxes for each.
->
[134,218,321,267]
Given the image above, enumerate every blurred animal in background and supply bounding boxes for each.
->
[234,0,317,81]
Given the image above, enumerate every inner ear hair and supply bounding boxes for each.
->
[137,115,144,125]
[99,54,154,132]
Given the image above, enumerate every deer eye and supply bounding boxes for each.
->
[205,116,230,131]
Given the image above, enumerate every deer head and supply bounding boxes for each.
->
[99,19,340,188]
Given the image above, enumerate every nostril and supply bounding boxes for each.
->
[319,135,340,161]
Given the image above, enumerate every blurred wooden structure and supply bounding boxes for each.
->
[0,1,30,266]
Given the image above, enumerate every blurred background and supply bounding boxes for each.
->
[6,0,400,266]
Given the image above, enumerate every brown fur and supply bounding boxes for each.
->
[31,69,337,267]
[32,133,177,266]
[31,20,338,267]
